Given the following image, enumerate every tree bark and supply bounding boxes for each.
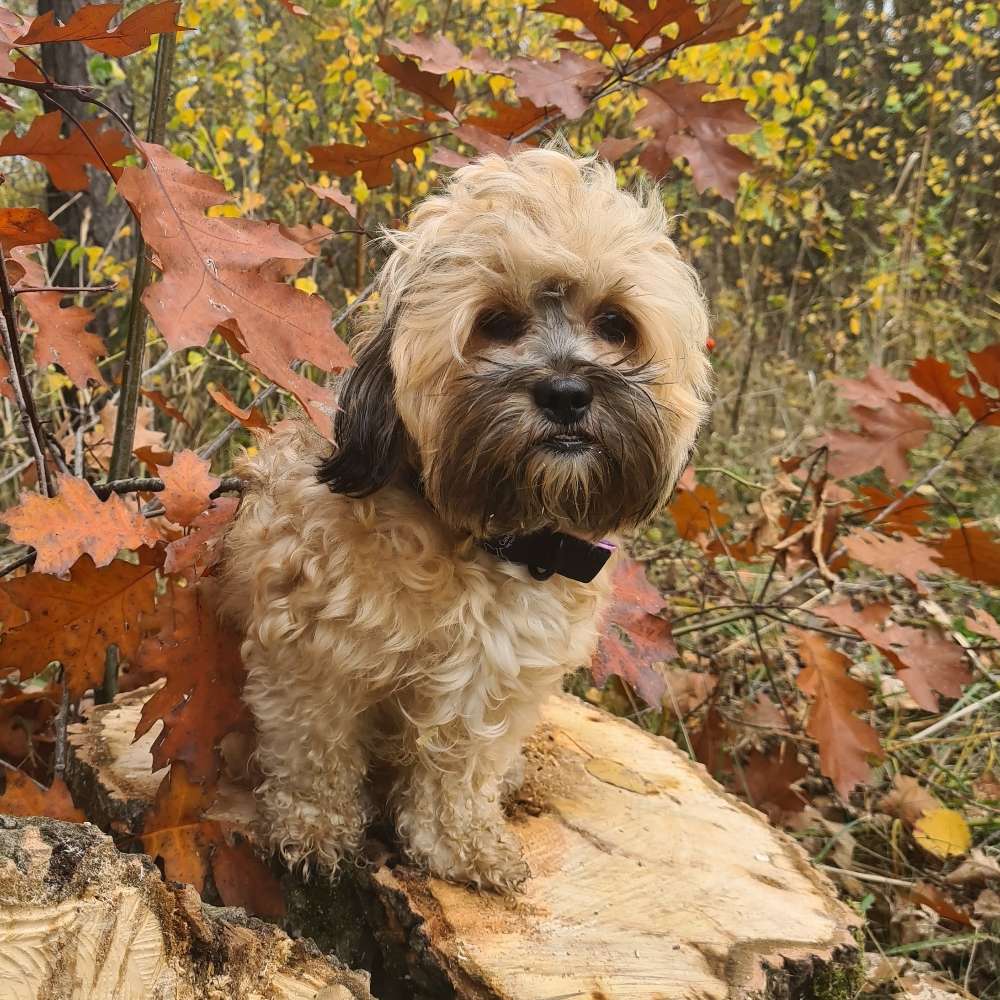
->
[60,687,862,1000]
[0,814,374,1000]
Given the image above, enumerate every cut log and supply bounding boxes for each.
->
[0,814,373,1000]
[65,687,861,1000]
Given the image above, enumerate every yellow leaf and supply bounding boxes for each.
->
[914,808,971,859]
[294,276,318,295]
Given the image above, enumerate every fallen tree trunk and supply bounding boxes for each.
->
[62,687,861,1000]
[0,814,373,1000]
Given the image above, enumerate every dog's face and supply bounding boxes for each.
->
[320,148,712,540]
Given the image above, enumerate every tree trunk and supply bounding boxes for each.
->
[57,686,862,1000]
[0,814,374,1000]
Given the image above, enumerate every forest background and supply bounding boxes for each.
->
[0,1,997,997]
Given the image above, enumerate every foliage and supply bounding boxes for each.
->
[0,0,996,995]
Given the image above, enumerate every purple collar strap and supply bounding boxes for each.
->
[480,530,615,583]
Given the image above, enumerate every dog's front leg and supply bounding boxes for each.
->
[243,648,371,874]
[394,725,531,892]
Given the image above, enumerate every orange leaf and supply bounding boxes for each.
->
[617,0,751,50]
[462,99,548,138]
[11,247,105,387]
[164,497,238,580]
[539,0,620,50]
[0,112,131,191]
[211,839,286,917]
[906,357,967,415]
[134,582,251,784]
[0,473,159,575]
[158,450,219,527]
[970,342,1000,390]
[140,388,187,425]
[308,121,432,189]
[849,486,930,536]
[668,481,728,540]
[842,530,943,594]
[207,386,269,431]
[0,763,85,822]
[139,763,218,892]
[591,557,675,706]
[878,773,941,826]
[0,207,58,250]
[307,183,357,219]
[117,141,352,434]
[932,525,1000,587]
[794,629,883,798]
[816,601,969,713]
[0,554,158,699]
[16,1,185,58]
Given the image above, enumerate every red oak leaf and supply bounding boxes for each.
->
[591,557,675,706]
[509,51,607,120]
[309,121,432,189]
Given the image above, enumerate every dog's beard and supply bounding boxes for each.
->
[423,360,676,539]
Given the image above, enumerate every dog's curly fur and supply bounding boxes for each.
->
[219,147,712,890]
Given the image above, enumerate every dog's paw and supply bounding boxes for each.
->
[415,826,530,894]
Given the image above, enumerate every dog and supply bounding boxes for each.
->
[219,146,712,891]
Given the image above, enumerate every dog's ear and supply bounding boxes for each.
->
[317,316,405,497]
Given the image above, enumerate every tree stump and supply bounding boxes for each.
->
[0,814,373,1000]
[62,687,861,1000]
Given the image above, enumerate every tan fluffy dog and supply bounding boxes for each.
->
[220,147,712,891]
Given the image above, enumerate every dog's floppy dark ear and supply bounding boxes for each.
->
[317,317,405,497]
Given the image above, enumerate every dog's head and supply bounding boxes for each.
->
[319,147,712,540]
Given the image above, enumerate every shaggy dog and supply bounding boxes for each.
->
[220,147,712,891]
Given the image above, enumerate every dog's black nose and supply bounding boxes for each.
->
[533,375,593,425]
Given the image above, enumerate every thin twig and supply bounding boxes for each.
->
[905,689,1000,743]
[53,680,70,780]
[15,283,116,296]
[0,250,52,497]
[90,475,244,500]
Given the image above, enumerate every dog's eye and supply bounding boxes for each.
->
[476,309,524,343]
[594,309,637,347]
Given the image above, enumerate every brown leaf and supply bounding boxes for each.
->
[389,33,506,75]
[944,848,1000,888]
[0,554,158,699]
[118,142,351,434]
[591,557,675,706]
[909,882,973,927]
[819,401,932,485]
[690,706,731,777]
[815,601,968,712]
[0,112,130,192]
[661,667,716,717]
[849,486,930,536]
[11,247,104,387]
[158,450,219,527]
[617,0,750,50]
[307,183,357,219]
[907,357,968,416]
[16,1,185,57]
[0,473,159,575]
[164,497,238,581]
[741,692,790,731]
[454,124,530,159]
[207,386,269,431]
[211,839,286,918]
[842,530,942,593]
[76,402,166,474]
[970,342,1000,390]
[596,136,641,161]
[837,364,944,414]
[509,52,607,120]
[877,773,942,826]
[539,0,619,50]
[309,121,432,189]
[965,608,1000,643]
[139,763,217,892]
[931,525,1000,586]
[462,99,548,138]
[794,629,883,798]
[668,481,728,540]
[378,53,457,113]
[134,583,251,784]
[0,207,59,250]
[635,77,756,200]
[742,741,807,818]
[0,763,85,822]
[140,388,187,425]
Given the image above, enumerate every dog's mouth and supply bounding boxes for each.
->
[540,433,592,455]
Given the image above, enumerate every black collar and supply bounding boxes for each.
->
[479,529,615,583]
[401,466,614,583]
